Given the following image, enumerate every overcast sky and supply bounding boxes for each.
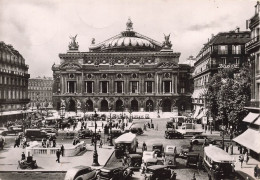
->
[0,0,256,77]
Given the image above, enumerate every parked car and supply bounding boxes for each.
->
[126,154,142,170]
[25,129,49,140]
[40,128,57,137]
[64,166,97,180]
[164,130,184,139]
[142,151,156,163]
[130,127,143,135]
[1,126,23,136]
[164,145,177,168]
[179,145,192,158]
[97,166,132,180]
[0,127,8,136]
[78,129,93,138]
[186,152,203,169]
[190,135,216,145]
[144,165,171,180]
[152,143,164,157]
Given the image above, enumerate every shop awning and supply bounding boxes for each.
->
[192,106,201,118]
[196,109,208,119]
[253,116,260,125]
[242,112,259,123]
[233,128,260,153]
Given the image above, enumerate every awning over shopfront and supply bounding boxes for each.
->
[242,112,259,123]
[233,128,260,154]
[192,106,201,118]
[196,108,208,119]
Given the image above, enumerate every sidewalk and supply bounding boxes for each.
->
[0,144,114,172]
[231,145,260,180]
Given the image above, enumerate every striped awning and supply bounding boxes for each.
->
[242,112,259,123]
[196,109,208,119]
[192,106,201,118]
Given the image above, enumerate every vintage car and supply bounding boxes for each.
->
[166,121,174,129]
[40,127,58,137]
[164,146,177,168]
[179,145,192,158]
[130,126,143,135]
[64,166,97,180]
[152,143,164,157]
[145,158,158,167]
[78,129,93,138]
[97,166,133,180]
[190,135,216,145]
[164,130,184,139]
[127,154,142,170]
[186,152,203,169]
[111,129,123,138]
[1,126,23,136]
[144,165,172,180]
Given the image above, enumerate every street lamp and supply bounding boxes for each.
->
[22,105,27,133]
[60,104,65,129]
[129,109,132,123]
[92,110,100,166]
[109,106,113,146]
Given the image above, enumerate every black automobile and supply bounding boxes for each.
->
[179,145,191,158]
[111,129,123,138]
[152,143,164,157]
[78,129,93,138]
[127,154,142,170]
[1,126,23,136]
[130,127,143,135]
[97,166,133,180]
[144,165,172,180]
[164,130,184,139]
[186,152,203,169]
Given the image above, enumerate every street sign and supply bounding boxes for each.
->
[202,116,207,124]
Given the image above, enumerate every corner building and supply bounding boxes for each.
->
[52,20,192,114]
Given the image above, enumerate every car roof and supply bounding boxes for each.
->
[152,143,163,146]
[128,154,142,158]
[146,165,168,170]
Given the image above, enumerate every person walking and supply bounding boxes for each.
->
[60,144,64,156]
[99,139,103,148]
[142,142,147,152]
[239,153,244,168]
[14,137,19,148]
[56,149,61,163]
[244,151,249,165]
[21,152,26,161]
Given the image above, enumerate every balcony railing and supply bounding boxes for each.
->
[246,36,260,49]
[232,50,241,54]
[245,101,260,108]
[218,50,228,55]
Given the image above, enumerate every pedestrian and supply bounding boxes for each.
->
[60,144,64,156]
[142,142,147,152]
[230,144,233,155]
[239,153,244,168]
[46,139,50,148]
[102,122,104,129]
[53,138,56,147]
[225,143,229,153]
[99,139,103,148]
[14,137,19,148]
[254,164,259,178]
[56,149,61,163]
[21,152,26,161]
[244,151,249,164]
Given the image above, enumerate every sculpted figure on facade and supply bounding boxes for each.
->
[91,38,95,45]
[61,99,66,107]
[163,34,172,49]
[68,34,79,50]
[77,99,81,109]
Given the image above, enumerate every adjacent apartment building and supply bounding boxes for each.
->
[192,29,250,128]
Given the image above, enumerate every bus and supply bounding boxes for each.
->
[114,132,137,158]
[203,145,235,180]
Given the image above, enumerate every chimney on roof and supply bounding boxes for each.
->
[255,1,260,14]
[236,27,240,33]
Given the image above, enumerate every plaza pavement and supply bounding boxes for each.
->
[0,143,114,172]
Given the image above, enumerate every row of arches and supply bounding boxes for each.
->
[62,98,174,112]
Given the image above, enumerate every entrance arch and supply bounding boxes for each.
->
[101,99,109,112]
[162,99,171,112]
[116,99,123,112]
[145,100,154,112]
[68,99,76,112]
[131,99,139,112]
[86,100,94,112]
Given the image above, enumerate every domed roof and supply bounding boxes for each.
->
[89,19,162,52]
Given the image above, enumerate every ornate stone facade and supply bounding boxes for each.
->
[52,20,192,114]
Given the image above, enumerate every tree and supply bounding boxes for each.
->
[207,65,251,132]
